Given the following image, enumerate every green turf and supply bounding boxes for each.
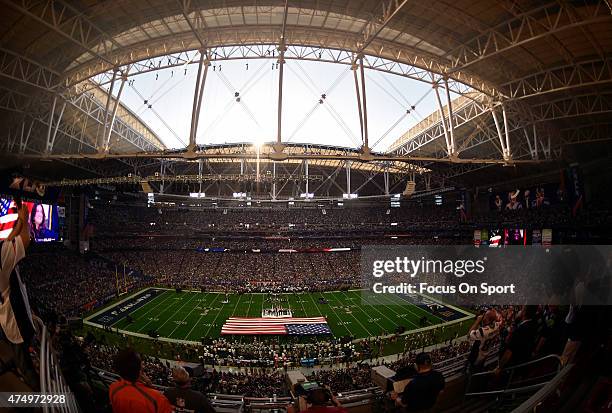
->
[87,288,470,342]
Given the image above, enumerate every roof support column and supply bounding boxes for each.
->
[352,56,371,155]
[19,120,34,154]
[443,78,456,158]
[46,96,57,152]
[384,166,390,196]
[274,0,289,153]
[360,56,369,151]
[100,69,117,151]
[276,44,286,146]
[46,96,66,154]
[532,124,539,160]
[272,162,277,200]
[346,160,351,195]
[502,105,512,161]
[103,70,128,153]
[256,143,261,188]
[6,130,15,153]
[492,105,511,162]
[198,159,203,194]
[305,159,309,195]
[540,136,551,160]
[433,82,452,157]
[524,125,539,160]
[160,160,166,194]
[189,49,209,152]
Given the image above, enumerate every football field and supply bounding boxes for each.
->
[85,288,473,343]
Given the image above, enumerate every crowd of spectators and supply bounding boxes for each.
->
[308,340,471,393]
[87,203,464,235]
[86,343,172,386]
[213,370,288,397]
[18,246,150,316]
[199,337,359,367]
[87,197,612,239]
[103,250,360,293]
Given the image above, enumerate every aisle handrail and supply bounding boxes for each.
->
[33,316,80,413]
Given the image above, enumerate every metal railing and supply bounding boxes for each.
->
[33,316,80,413]
[513,363,575,413]
[465,354,563,397]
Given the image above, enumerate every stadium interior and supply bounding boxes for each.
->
[0,1,611,412]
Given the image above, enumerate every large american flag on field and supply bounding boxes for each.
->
[0,199,17,240]
[221,316,331,335]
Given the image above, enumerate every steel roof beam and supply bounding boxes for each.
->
[529,93,612,122]
[0,85,161,153]
[0,47,62,92]
[502,58,612,101]
[74,45,475,100]
[445,1,609,75]
[60,25,495,97]
[391,95,494,155]
[8,149,551,166]
[0,0,119,70]
[357,0,410,55]
[391,91,612,157]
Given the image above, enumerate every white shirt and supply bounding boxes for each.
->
[0,235,33,344]
[469,321,501,365]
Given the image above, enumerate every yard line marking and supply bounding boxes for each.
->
[168,291,211,338]
[133,291,188,333]
[386,293,447,323]
[324,291,375,337]
[184,292,220,341]
[113,290,175,328]
[355,291,421,329]
[203,292,241,337]
[362,291,423,328]
[294,292,309,316]
[245,292,255,316]
[260,292,266,316]
[136,291,193,333]
[362,290,431,326]
[337,290,417,331]
[307,292,353,337]
[230,293,242,316]
[154,291,201,333]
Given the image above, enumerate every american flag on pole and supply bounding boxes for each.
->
[0,199,17,240]
[221,316,331,335]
